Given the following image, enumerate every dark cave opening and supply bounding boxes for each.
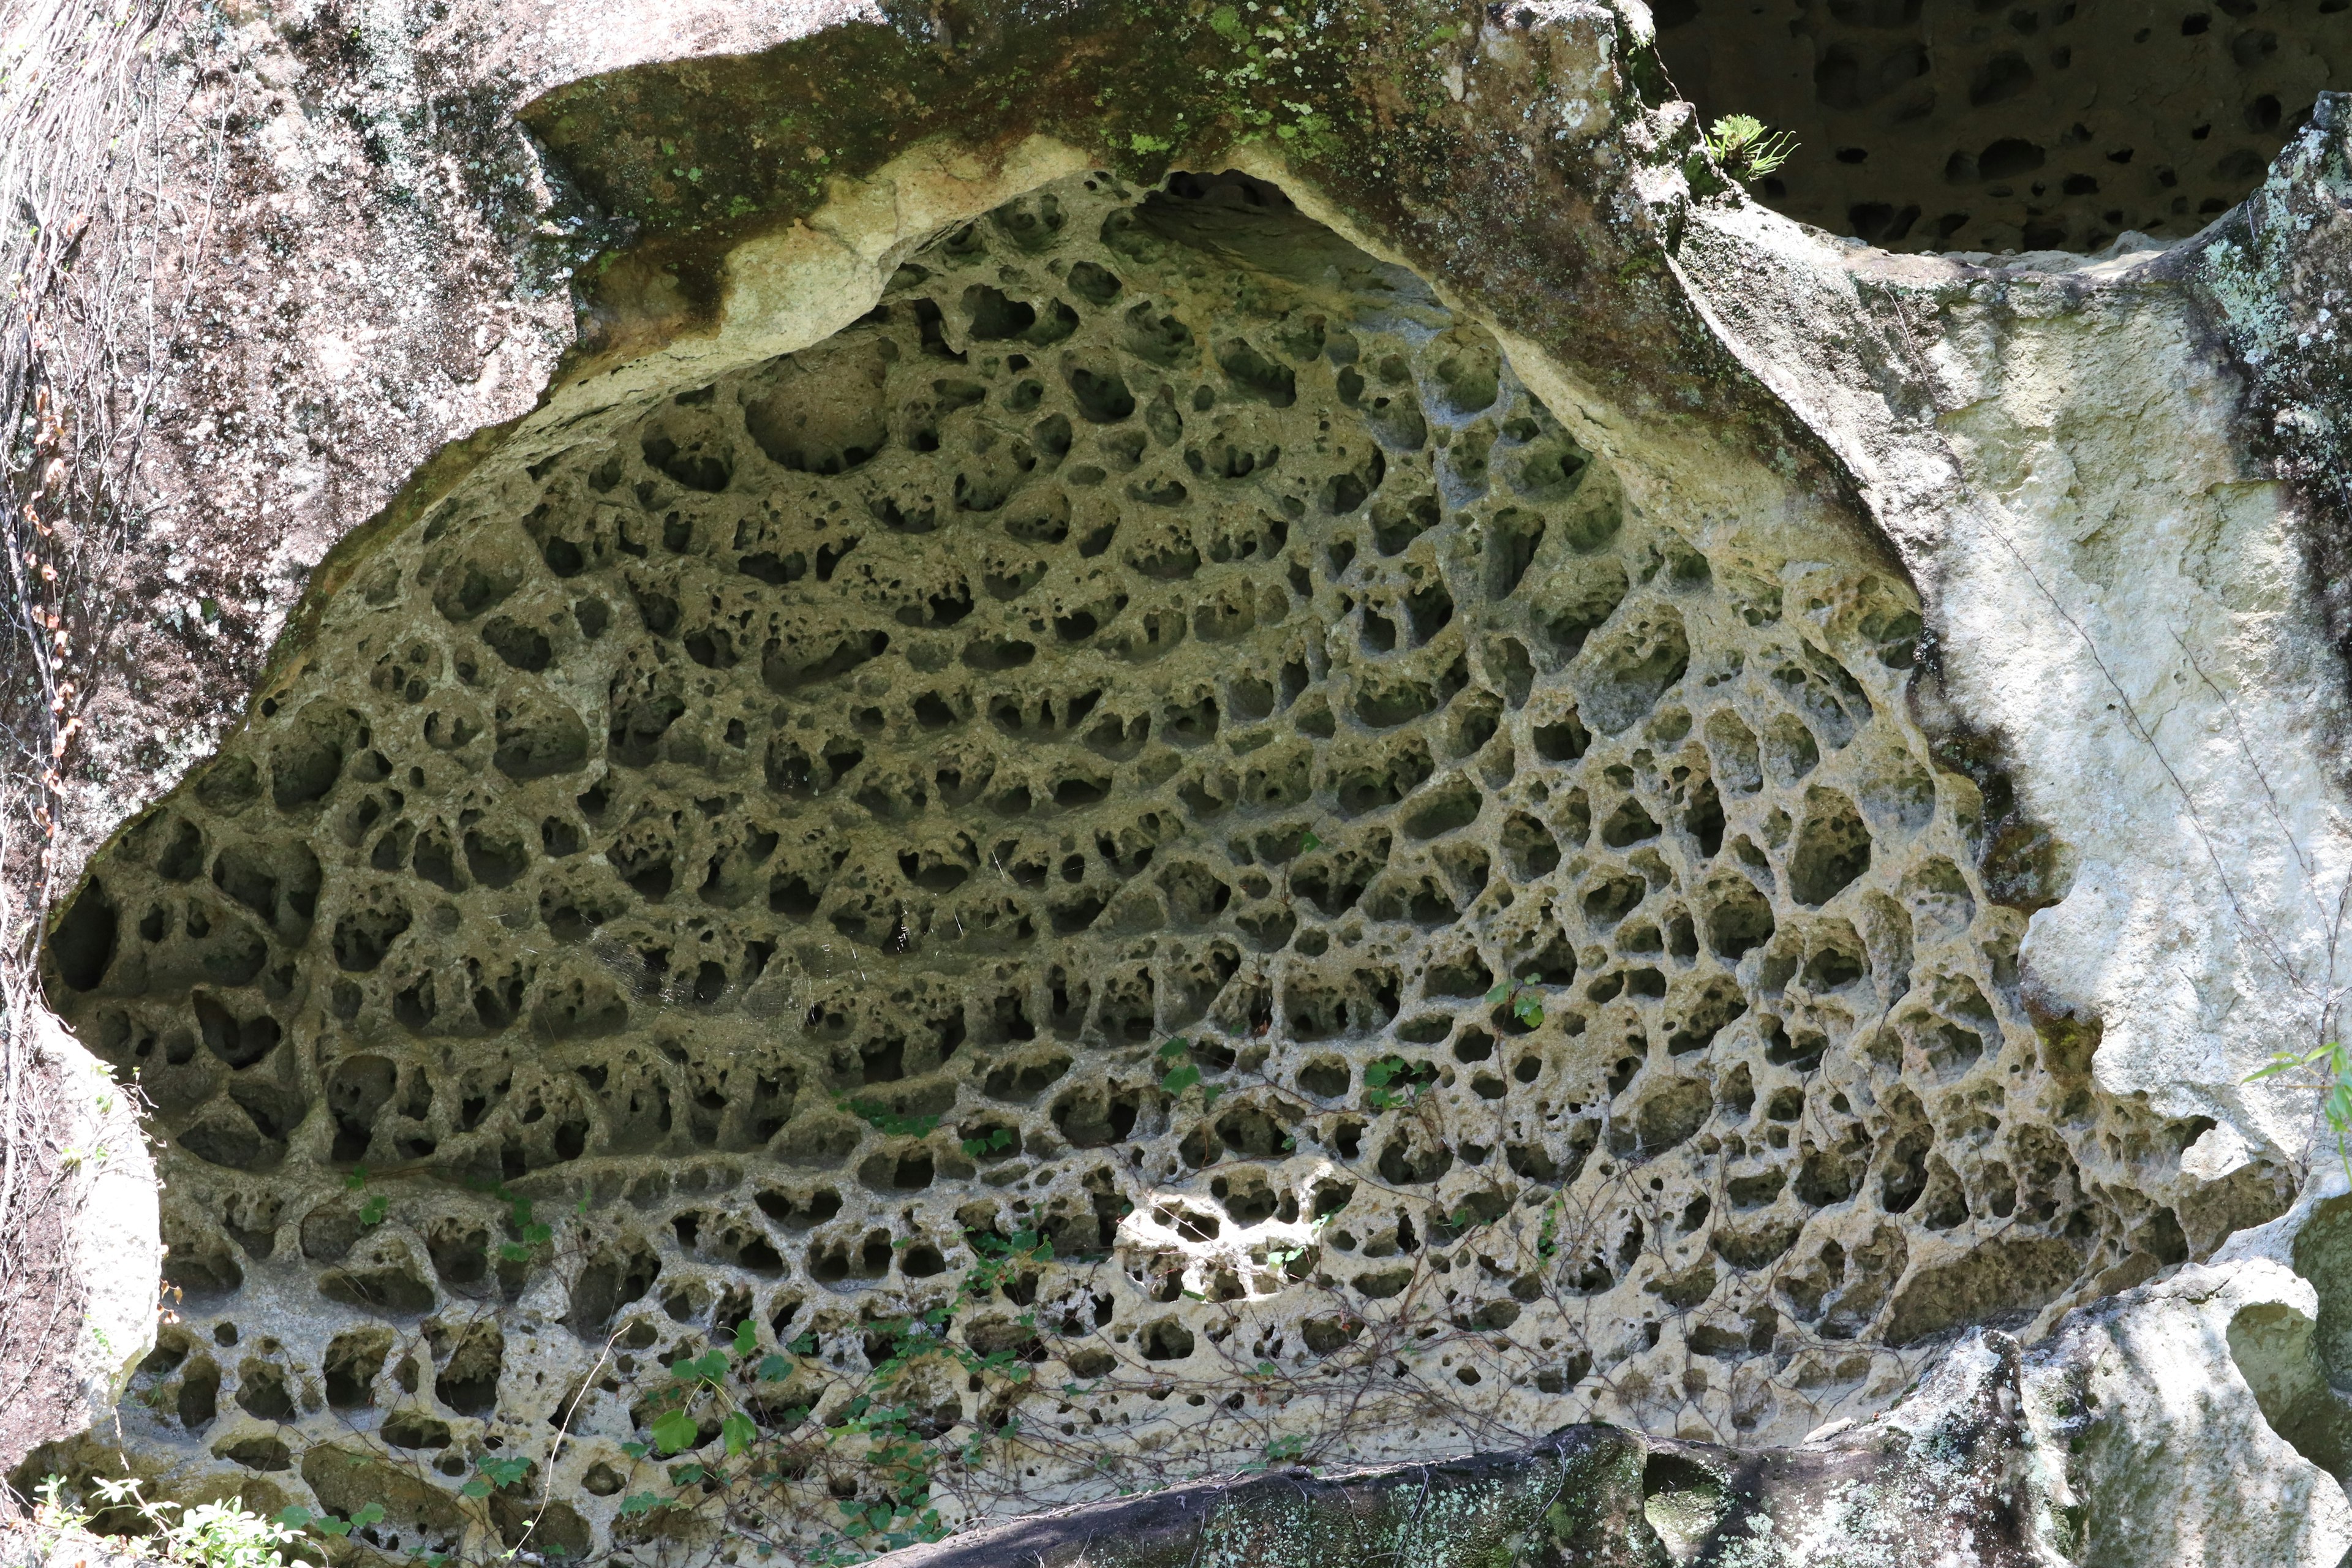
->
[1652,0,2344,253]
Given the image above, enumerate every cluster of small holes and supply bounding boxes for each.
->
[1657,0,2341,253]
[50,170,2214,1551]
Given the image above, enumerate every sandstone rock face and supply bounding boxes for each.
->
[17,3,2352,1565]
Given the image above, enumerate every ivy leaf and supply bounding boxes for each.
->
[459,1480,491,1499]
[353,1502,387,1528]
[722,1411,758,1457]
[1160,1064,1201,1095]
[1157,1037,1189,1061]
[618,1493,660,1518]
[276,1507,313,1530]
[1299,828,1322,853]
[650,1408,702,1455]
[758,1353,793,1381]
[344,1166,369,1193]
[481,1457,531,1490]
[1200,1083,1225,1110]
[357,1194,387,1227]
[733,1319,759,1356]
[620,1441,650,1460]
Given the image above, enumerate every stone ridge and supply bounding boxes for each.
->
[39,169,2204,1561]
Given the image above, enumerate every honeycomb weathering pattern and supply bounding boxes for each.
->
[47,170,2210,1558]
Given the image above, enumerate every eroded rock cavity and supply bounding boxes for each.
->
[44,170,2209,1559]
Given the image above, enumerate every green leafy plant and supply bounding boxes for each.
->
[1487,974,1547,1029]
[168,1501,306,1568]
[37,1475,303,1568]
[1239,1433,1309,1473]
[1362,1055,1438,1111]
[279,1499,386,1540]
[345,1164,387,1227]
[482,1182,552,1262]
[1705,113,1797,184]
[960,1125,1016,1159]
[591,1219,1060,1564]
[1157,1036,1226,1109]
[2250,1040,2352,1182]
[457,1455,532,1499]
[840,1097,944,1138]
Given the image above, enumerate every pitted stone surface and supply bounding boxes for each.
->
[45,170,2212,1556]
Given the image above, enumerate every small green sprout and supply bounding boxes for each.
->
[1488,974,1547,1028]
[488,1186,552,1262]
[1156,1037,1225,1107]
[1362,1055,1437,1111]
[960,1125,1016,1159]
[2250,1040,2352,1182]
[1242,1432,1310,1472]
[459,1455,532,1499]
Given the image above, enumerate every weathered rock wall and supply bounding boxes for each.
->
[15,3,2352,1565]
[39,159,2233,1559]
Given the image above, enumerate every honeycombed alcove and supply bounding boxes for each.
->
[39,166,2240,1561]
[1654,0,2345,252]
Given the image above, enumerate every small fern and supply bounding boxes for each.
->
[1705,114,1798,184]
